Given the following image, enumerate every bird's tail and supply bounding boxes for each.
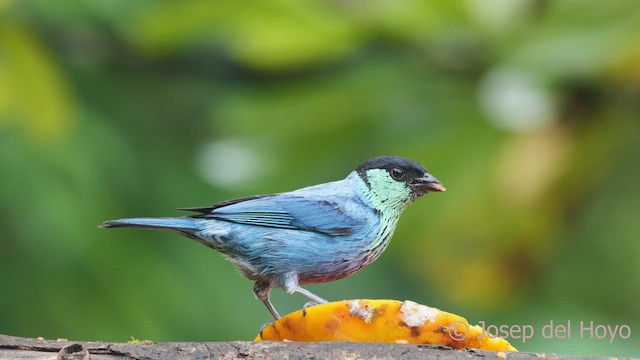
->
[100,217,201,233]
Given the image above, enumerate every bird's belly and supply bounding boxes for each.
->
[296,233,393,284]
[296,252,372,284]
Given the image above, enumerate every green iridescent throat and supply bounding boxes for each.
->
[355,169,413,252]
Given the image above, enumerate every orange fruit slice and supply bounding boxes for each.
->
[255,299,517,352]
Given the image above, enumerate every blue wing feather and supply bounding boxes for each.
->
[194,194,367,236]
[186,178,382,281]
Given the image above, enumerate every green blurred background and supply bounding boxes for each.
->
[1,0,638,356]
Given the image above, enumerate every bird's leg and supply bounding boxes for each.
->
[279,272,328,313]
[253,281,281,320]
[299,288,329,316]
[295,286,328,305]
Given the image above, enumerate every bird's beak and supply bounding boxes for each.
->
[409,173,446,194]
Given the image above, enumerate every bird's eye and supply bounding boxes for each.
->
[391,168,404,180]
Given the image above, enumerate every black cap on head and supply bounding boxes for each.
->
[356,156,427,186]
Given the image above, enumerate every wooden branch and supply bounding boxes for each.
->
[0,334,631,360]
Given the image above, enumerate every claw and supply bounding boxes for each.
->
[302,301,320,316]
[259,322,271,338]
[303,301,319,308]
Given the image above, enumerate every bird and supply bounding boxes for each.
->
[100,155,445,320]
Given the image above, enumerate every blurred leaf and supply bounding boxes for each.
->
[0,23,74,144]
[129,0,359,70]
[504,1,640,79]
[0,0,13,13]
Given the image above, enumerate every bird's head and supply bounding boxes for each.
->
[354,156,445,212]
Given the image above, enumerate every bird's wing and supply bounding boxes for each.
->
[183,194,371,237]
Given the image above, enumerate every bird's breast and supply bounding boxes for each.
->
[297,211,401,284]
[362,211,400,259]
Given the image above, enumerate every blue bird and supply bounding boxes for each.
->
[101,156,445,319]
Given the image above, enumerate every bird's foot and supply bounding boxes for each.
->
[301,301,324,316]
[259,322,271,337]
